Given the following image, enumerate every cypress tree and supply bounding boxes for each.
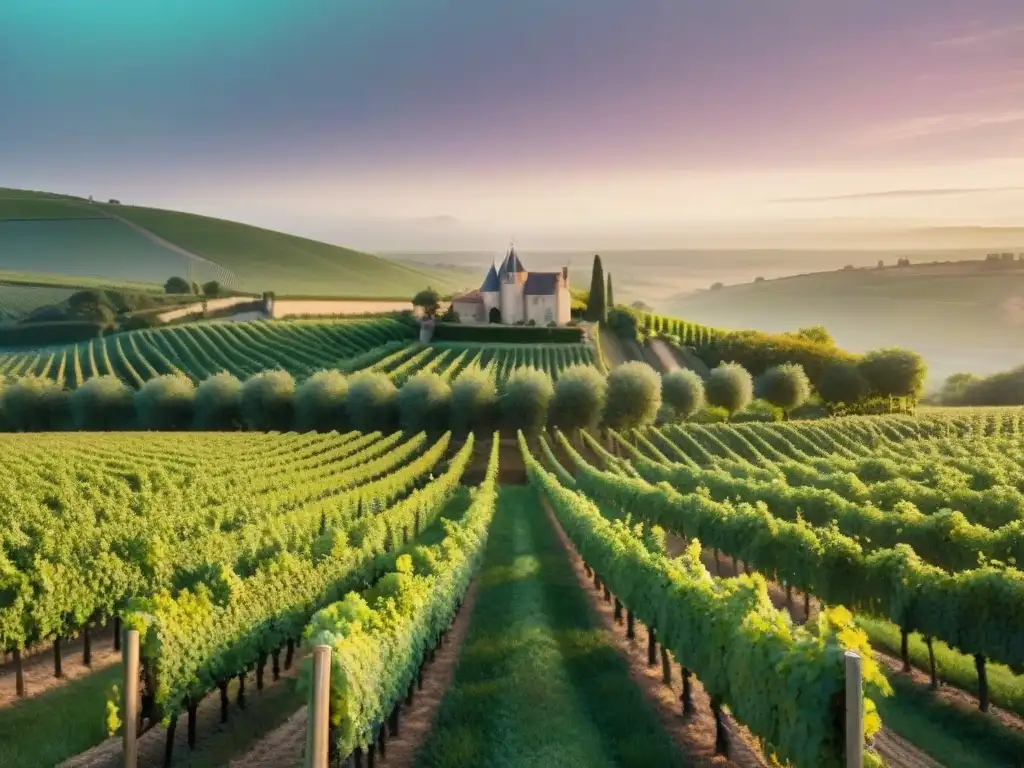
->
[606,273,614,309]
[587,254,606,322]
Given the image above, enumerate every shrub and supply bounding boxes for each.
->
[691,406,730,423]
[700,330,857,383]
[551,365,607,432]
[705,362,753,417]
[71,375,135,430]
[858,348,927,398]
[501,368,555,434]
[194,372,244,430]
[449,368,498,436]
[345,371,398,433]
[1,377,69,431]
[241,370,296,431]
[397,372,451,434]
[788,325,835,346]
[817,362,869,405]
[412,288,441,318]
[295,370,349,431]
[135,375,196,430]
[733,399,783,423]
[431,324,583,343]
[661,369,705,420]
[603,361,662,429]
[606,307,639,342]
[202,280,222,297]
[164,276,191,294]
[756,363,811,415]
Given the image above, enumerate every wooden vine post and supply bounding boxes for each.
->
[122,629,140,768]
[845,651,863,768]
[306,644,331,768]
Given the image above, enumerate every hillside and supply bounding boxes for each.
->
[0,188,473,298]
[667,258,1024,385]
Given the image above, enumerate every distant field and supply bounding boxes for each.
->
[667,259,1024,385]
[0,284,76,321]
[0,218,198,285]
[98,203,474,296]
[0,188,473,298]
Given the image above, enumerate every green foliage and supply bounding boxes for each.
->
[524,435,889,768]
[586,254,606,322]
[788,325,835,346]
[295,370,349,431]
[550,365,607,432]
[757,363,811,413]
[661,369,705,419]
[817,361,870,405]
[345,371,398,433]
[202,280,221,297]
[702,329,858,383]
[241,370,296,431]
[193,372,243,430]
[606,307,638,342]
[70,375,134,430]
[432,323,583,343]
[302,436,499,757]
[602,361,661,428]
[705,362,753,416]
[134,374,195,430]
[501,367,555,434]
[412,287,441,318]
[105,685,121,737]
[449,368,498,436]
[606,273,614,309]
[164,276,191,294]
[1,376,69,431]
[397,372,451,434]
[859,348,928,398]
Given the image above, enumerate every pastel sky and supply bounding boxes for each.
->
[2,0,1022,249]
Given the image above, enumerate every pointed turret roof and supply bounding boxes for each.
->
[501,245,525,275]
[481,262,500,292]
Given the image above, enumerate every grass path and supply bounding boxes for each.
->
[415,486,689,768]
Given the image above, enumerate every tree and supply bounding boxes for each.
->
[859,348,927,398]
[757,363,811,417]
[501,368,554,434]
[551,365,607,432]
[586,255,606,322]
[816,362,869,405]
[241,370,296,431]
[164,276,191,294]
[606,273,615,310]
[789,325,834,347]
[705,362,753,418]
[202,280,222,297]
[397,372,451,434]
[1,377,69,431]
[449,368,497,436]
[661,369,705,420]
[135,375,196,430]
[345,371,398,432]
[606,307,638,341]
[603,361,661,429]
[194,372,244,429]
[71,375,135,430]
[412,288,441,319]
[295,370,348,431]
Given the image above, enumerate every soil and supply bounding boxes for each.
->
[540,496,768,768]
[0,622,120,707]
[61,652,306,768]
[227,581,481,768]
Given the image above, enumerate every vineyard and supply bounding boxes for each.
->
[2,412,1024,768]
[0,319,599,391]
[0,283,76,321]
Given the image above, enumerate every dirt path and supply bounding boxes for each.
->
[540,495,767,768]
[648,338,680,373]
[61,654,304,768]
[229,581,481,768]
[1,624,119,707]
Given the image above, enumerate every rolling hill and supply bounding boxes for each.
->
[0,188,473,297]
[667,258,1024,386]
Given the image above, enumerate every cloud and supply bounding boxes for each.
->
[862,110,1024,143]
[933,23,1024,48]
[775,187,1024,203]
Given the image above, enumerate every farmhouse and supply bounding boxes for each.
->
[451,246,571,326]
